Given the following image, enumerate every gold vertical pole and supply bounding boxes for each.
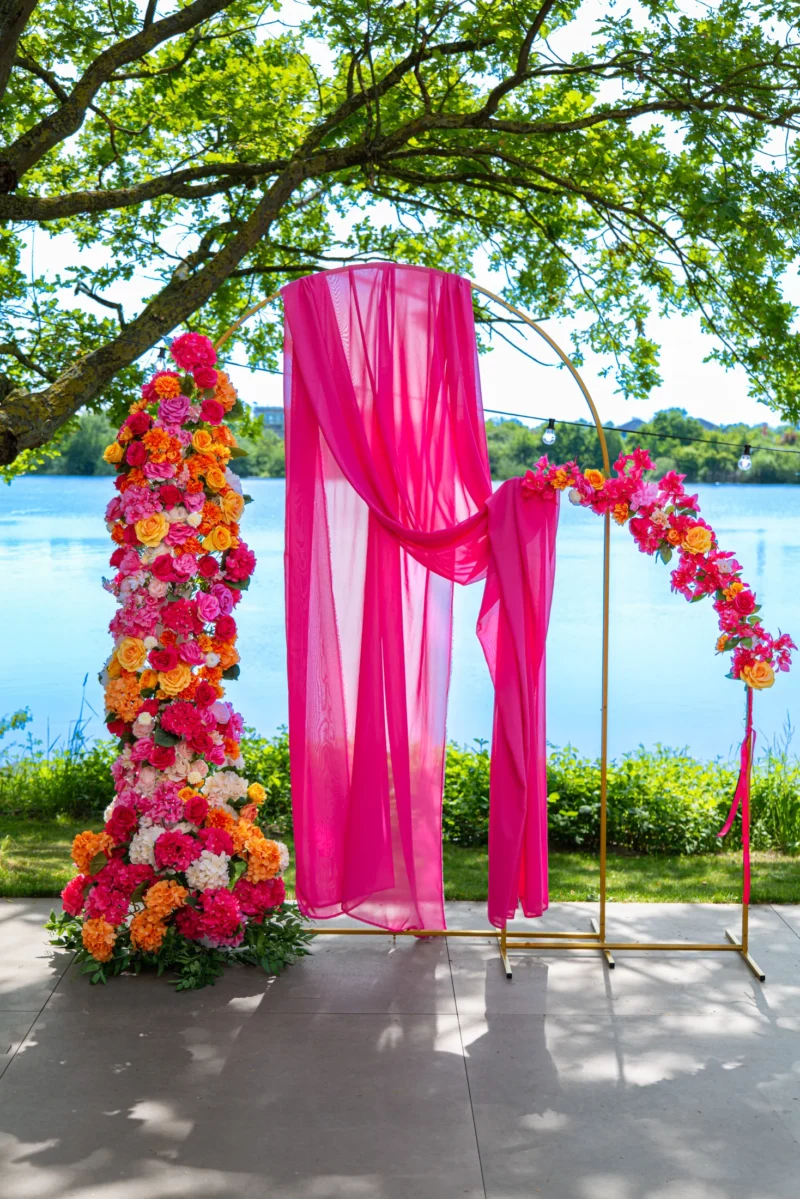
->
[599,510,611,943]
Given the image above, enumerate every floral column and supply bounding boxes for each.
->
[50,333,309,989]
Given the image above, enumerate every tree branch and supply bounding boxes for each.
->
[0,0,238,188]
[0,0,39,105]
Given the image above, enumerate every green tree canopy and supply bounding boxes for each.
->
[2,0,800,476]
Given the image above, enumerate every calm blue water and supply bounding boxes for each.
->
[1,477,797,760]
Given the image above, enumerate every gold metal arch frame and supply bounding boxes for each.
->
[215,276,763,983]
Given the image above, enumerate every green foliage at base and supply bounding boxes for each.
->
[45,904,313,991]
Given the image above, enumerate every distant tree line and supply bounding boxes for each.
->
[28,407,800,484]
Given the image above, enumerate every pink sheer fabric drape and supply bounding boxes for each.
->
[283,263,558,930]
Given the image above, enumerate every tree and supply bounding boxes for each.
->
[2,0,800,476]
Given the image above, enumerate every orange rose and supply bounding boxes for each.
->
[192,429,213,453]
[666,529,681,546]
[116,637,147,672]
[740,661,775,690]
[158,663,193,696]
[135,512,169,547]
[103,442,123,465]
[584,469,604,491]
[140,669,158,690]
[681,525,713,555]
[203,525,233,553]
[220,491,245,523]
[206,466,228,492]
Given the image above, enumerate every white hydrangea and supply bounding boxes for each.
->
[129,824,165,867]
[203,770,248,802]
[185,849,231,892]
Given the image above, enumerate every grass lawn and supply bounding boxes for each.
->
[2,818,799,904]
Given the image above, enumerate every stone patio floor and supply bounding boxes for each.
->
[1,898,799,1198]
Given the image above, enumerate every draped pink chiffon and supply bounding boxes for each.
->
[283,262,558,930]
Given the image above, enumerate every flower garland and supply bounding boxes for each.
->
[520,447,794,688]
[48,333,310,989]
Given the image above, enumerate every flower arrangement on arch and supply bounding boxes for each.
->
[47,332,311,989]
[520,447,794,690]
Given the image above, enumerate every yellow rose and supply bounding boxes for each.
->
[192,429,213,453]
[103,442,123,465]
[206,466,228,492]
[158,663,193,696]
[203,525,233,553]
[140,669,159,691]
[681,524,713,555]
[135,512,169,547]
[116,637,148,672]
[106,656,122,679]
[740,661,775,690]
[247,782,266,805]
[220,491,245,524]
[584,469,605,491]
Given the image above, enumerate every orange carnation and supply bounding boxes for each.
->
[82,918,116,962]
[110,523,126,545]
[205,807,235,832]
[214,370,238,412]
[612,502,629,526]
[153,373,181,399]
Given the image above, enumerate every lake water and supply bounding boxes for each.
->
[1,477,798,760]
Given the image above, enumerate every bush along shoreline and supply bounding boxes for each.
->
[3,720,799,857]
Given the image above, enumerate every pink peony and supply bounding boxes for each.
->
[170,332,217,371]
[154,830,202,873]
[225,544,256,582]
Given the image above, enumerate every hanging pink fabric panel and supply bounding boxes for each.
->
[283,263,558,931]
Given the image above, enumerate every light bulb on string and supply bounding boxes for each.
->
[738,444,752,472]
[542,418,557,446]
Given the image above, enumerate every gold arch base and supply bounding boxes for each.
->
[216,275,764,983]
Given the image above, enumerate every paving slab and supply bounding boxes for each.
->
[0,1009,482,1199]
[1,898,799,1199]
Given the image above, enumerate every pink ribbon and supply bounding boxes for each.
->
[718,687,754,904]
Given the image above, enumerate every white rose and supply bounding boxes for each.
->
[143,636,158,650]
[186,512,203,528]
[206,653,220,667]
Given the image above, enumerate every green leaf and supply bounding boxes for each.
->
[228,860,247,889]
[222,664,241,680]
[89,851,108,875]
[154,726,180,746]
[227,445,249,459]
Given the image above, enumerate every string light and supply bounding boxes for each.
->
[542,417,557,446]
[738,444,753,472]
[483,408,800,461]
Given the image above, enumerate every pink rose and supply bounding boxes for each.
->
[126,441,147,467]
[172,552,197,579]
[143,461,176,480]
[732,590,757,616]
[151,554,176,583]
[184,794,209,825]
[183,491,205,513]
[150,744,177,770]
[211,583,234,616]
[160,484,182,508]
[196,592,221,623]
[127,411,151,436]
[158,395,191,425]
[193,366,218,389]
[150,646,178,672]
[164,523,192,547]
[199,398,224,425]
[178,639,205,666]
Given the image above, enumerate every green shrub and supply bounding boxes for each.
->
[2,710,798,855]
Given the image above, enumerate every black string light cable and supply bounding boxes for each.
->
[482,406,800,467]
